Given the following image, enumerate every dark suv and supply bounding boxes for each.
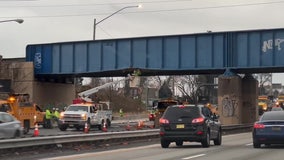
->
[159,104,222,148]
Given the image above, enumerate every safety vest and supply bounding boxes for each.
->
[54,111,60,118]
[45,109,52,119]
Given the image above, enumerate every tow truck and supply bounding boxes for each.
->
[58,74,136,131]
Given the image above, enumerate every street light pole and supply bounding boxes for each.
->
[0,19,24,24]
[93,5,141,40]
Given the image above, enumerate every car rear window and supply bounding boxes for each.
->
[163,106,200,121]
[157,101,178,111]
[261,111,284,121]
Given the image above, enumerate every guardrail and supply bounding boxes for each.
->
[222,123,253,135]
[0,124,253,152]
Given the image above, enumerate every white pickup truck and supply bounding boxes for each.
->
[58,102,112,131]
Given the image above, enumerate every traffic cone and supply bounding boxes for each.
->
[84,122,89,133]
[137,120,142,130]
[141,121,145,128]
[102,121,107,132]
[125,121,131,131]
[33,123,39,137]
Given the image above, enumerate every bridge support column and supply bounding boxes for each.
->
[241,74,258,124]
[218,69,242,125]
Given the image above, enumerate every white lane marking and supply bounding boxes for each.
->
[182,154,206,160]
[246,143,253,146]
[40,144,160,160]
[41,132,250,160]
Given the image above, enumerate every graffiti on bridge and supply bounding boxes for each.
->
[221,95,238,117]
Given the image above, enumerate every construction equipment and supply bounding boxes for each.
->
[78,74,134,102]
[0,93,45,134]
[205,103,218,115]
[258,95,269,115]
[59,73,137,131]
[153,98,181,128]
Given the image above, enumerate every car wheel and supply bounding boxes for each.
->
[161,139,170,148]
[253,142,261,148]
[201,132,210,148]
[176,141,183,147]
[59,125,67,131]
[42,117,47,128]
[98,120,105,130]
[213,129,222,145]
[13,130,21,138]
[87,119,91,130]
[23,120,30,134]
[107,119,111,127]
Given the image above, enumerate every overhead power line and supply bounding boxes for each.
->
[0,0,191,8]
[0,1,284,19]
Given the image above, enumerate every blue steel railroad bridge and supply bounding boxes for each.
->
[26,28,284,125]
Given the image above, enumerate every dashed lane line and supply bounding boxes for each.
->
[182,154,206,160]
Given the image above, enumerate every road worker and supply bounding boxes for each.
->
[45,108,52,129]
[119,108,124,117]
[53,108,60,126]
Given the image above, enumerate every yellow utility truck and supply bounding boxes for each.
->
[0,93,45,133]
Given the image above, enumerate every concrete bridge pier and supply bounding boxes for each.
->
[218,70,242,125]
[218,70,258,125]
[241,74,258,124]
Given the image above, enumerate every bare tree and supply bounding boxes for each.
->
[144,76,164,89]
[175,75,200,103]
[254,73,272,95]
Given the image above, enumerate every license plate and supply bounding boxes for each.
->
[272,127,281,131]
[176,124,184,129]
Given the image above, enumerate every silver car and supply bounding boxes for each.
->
[0,112,23,139]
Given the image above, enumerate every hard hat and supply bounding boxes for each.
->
[53,108,55,110]
[56,108,59,111]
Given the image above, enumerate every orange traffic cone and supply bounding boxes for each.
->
[102,121,107,132]
[84,122,89,133]
[137,120,142,130]
[33,123,39,137]
[140,121,145,128]
[125,121,131,131]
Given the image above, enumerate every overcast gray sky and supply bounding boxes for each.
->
[1,0,284,83]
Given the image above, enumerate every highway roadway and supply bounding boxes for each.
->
[31,133,284,160]
[22,117,151,138]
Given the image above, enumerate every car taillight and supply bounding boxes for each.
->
[254,123,265,129]
[160,131,165,136]
[159,118,169,124]
[192,117,205,124]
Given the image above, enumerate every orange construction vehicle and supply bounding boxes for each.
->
[153,98,181,128]
[0,93,45,134]
[258,95,269,115]
[206,103,218,115]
